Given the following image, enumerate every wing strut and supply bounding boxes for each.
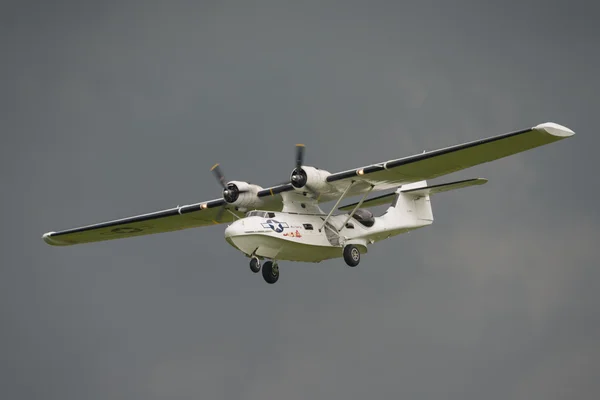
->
[339,184,374,233]
[226,209,241,220]
[318,181,355,232]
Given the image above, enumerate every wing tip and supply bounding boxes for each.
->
[42,232,70,246]
[534,122,575,138]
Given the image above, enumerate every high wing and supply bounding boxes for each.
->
[324,122,574,196]
[43,122,574,246]
[43,199,243,246]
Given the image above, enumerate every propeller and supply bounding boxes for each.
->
[295,143,305,170]
[210,163,248,221]
[211,163,247,203]
[290,144,308,188]
[211,163,227,190]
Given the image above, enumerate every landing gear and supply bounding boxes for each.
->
[343,245,360,267]
[261,260,279,284]
[249,256,261,273]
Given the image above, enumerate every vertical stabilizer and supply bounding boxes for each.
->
[387,180,434,223]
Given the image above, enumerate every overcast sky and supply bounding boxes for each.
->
[1,0,598,399]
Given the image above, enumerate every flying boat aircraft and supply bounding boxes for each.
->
[42,122,575,284]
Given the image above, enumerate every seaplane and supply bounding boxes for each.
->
[42,122,575,284]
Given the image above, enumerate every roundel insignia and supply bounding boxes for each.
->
[262,219,288,233]
[269,220,284,233]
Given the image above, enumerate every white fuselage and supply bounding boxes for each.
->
[224,188,434,262]
[225,213,342,262]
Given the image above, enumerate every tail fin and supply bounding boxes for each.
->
[389,180,434,222]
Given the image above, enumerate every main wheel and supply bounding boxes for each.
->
[261,261,279,284]
[343,245,360,267]
[249,257,261,273]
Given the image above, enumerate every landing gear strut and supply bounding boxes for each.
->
[261,260,279,284]
[249,256,261,273]
[343,245,360,267]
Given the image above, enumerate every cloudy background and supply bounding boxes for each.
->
[1,0,598,399]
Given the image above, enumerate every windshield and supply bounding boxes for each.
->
[246,211,267,218]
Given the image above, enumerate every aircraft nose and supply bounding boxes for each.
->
[224,220,244,238]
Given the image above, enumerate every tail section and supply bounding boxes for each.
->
[342,177,486,244]
[386,180,434,224]
[379,178,489,230]
[384,178,488,223]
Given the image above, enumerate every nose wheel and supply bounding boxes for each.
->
[249,256,261,273]
[261,260,279,284]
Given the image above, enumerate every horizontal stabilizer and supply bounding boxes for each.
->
[401,178,487,196]
[338,178,487,211]
[338,192,397,211]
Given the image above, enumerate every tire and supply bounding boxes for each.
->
[343,245,360,267]
[261,261,279,284]
[249,257,261,273]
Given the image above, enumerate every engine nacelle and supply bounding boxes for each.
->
[222,180,265,209]
[290,166,331,193]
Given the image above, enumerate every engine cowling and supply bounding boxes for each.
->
[223,180,264,209]
[290,166,331,193]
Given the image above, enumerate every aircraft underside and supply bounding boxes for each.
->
[223,203,433,284]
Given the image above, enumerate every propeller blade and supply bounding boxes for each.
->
[215,205,226,222]
[210,163,227,189]
[295,144,305,169]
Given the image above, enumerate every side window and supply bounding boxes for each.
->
[345,222,354,229]
[268,212,276,218]
[303,224,313,230]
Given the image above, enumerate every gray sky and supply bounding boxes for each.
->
[1,0,598,399]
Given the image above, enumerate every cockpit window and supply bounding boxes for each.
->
[245,211,277,218]
[246,211,268,218]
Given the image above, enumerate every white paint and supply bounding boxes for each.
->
[41,121,576,278]
[224,187,433,263]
